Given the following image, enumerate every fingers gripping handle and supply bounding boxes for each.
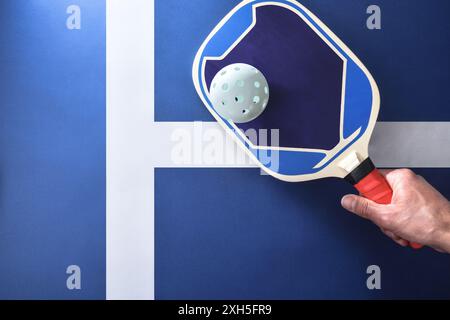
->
[354,167,423,249]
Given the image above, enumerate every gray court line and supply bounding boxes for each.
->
[370,122,450,168]
[153,121,450,168]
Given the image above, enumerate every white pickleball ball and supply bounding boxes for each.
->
[209,63,270,123]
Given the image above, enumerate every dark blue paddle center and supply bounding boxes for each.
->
[205,5,344,151]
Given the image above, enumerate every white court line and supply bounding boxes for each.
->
[106,0,450,300]
[107,0,155,300]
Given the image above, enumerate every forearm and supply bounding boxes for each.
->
[433,201,450,253]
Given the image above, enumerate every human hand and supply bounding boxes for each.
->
[341,169,450,253]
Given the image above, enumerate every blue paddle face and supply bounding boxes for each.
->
[193,0,380,182]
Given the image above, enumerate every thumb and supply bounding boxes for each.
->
[341,194,383,221]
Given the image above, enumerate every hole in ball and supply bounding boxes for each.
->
[222,83,229,91]
[234,96,244,103]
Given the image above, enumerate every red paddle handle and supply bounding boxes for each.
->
[354,169,392,205]
[354,168,423,249]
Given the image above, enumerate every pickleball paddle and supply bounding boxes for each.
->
[192,0,422,249]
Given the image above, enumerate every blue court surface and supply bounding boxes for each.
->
[1,0,450,299]
[0,0,105,299]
